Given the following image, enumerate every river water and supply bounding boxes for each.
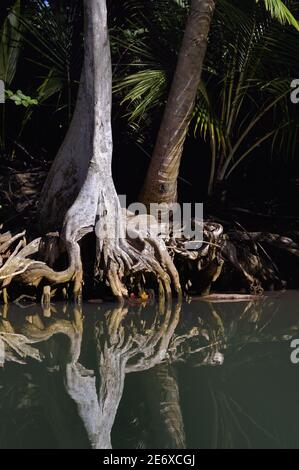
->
[1,291,299,449]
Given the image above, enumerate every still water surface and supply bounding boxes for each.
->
[1,292,299,449]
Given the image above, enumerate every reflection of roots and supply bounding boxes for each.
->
[2,299,299,449]
[95,301,182,373]
[1,301,183,449]
[0,304,82,365]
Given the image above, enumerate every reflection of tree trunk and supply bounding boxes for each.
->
[91,302,182,449]
[143,363,186,449]
[4,300,299,449]
[96,351,126,449]
[63,363,100,448]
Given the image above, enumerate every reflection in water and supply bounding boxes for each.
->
[1,294,299,449]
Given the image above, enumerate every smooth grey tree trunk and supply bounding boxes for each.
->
[40,0,114,234]
[37,0,180,300]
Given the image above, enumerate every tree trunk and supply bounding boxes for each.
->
[38,0,117,298]
[36,0,180,300]
[140,0,215,207]
[39,0,113,233]
[143,364,186,449]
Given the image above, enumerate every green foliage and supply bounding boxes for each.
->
[0,0,83,155]
[0,0,298,201]
[257,0,299,30]
[0,0,22,86]
[114,70,167,123]
[112,0,187,141]
[6,89,38,107]
[194,0,299,193]
[113,0,299,194]
[0,0,23,151]
[17,0,83,120]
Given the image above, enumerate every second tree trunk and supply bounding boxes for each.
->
[140,0,215,207]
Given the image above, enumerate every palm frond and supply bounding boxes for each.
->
[0,0,22,86]
[16,0,83,116]
[114,69,167,122]
[257,0,299,31]
[112,0,299,190]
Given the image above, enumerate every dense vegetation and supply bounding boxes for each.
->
[0,0,299,303]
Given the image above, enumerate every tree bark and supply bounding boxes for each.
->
[39,0,113,233]
[38,0,116,297]
[36,0,180,300]
[140,0,216,207]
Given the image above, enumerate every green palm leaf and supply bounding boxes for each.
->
[0,0,22,86]
[257,0,299,30]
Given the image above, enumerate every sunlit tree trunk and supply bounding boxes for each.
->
[36,0,180,300]
[38,0,116,297]
[140,0,215,206]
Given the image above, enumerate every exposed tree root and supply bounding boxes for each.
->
[2,215,299,304]
[170,221,225,296]
[30,0,183,304]
[2,0,299,304]
[0,209,183,303]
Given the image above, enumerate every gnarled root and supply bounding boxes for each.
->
[96,224,182,302]
[0,230,78,301]
[0,191,183,303]
[170,221,225,296]
[0,213,225,302]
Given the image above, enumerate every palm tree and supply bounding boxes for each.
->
[115,0,299,203]
[139,0,216,207]
[1,0,299,301]
[196,1,299,196]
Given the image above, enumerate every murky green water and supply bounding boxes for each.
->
[1,292,299,449]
